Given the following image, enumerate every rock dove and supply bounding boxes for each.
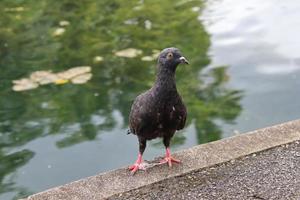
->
[128,47,188,174]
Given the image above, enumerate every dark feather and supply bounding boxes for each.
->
[129,47,187,145]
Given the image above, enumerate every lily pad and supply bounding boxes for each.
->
[57,66,91,80]
[71,73,92,84]
[93,56,103,63]
[30,71,58,85]
[59,20,70,26]
[144,20,152,30]
[12,78,38,91]
[141,56,155,61]
[53,28,65,36]
[152,49,160,58]
[12,66,92,92]
[191,7,201,12]
[141,49,160,61]
[4,7,25,12]
[55,79,69,85]
[114,48,142,58]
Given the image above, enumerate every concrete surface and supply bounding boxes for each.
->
[24,119,300,200]
[111,141,300,200]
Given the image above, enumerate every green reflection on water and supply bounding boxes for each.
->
[0,0,242,198]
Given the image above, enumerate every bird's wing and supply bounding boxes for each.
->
[129,91,159,135]
[176,104,187,130]
[174,96,187,130]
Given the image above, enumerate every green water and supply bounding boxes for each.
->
[1,0,300,199]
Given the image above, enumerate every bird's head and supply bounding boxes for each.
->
[158,47,189,72]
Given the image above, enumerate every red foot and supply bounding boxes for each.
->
[129,153,146,175]
[128,163,146,174]
[160,148,181,167]
[160,156,181,167]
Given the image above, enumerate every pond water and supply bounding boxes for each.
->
[1,0,300,199]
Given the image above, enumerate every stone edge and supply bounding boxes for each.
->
[25,119,300,200]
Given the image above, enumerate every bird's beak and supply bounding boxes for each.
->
[179,56,189,64]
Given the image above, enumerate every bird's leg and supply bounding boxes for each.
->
[160,147,181,167]
[160,137,181,167]
[128,152,144,173]
[129,137,146,174]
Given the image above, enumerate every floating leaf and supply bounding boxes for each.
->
[191,7,200,12]
[114,48,142,58]
[53,28,65,36]
[30,71,58,85]
[12,78,39,91]
[71,73,92,84]
[12,66,92,92]
[4,7,25,12]
[144,20,152,30]
[57,66,91,80]
[93,56,103,63]
[55,79,69,85]
[152,49,160,58]
[141,56,155,61]
[59,20,70,26]
[141,49,160,61]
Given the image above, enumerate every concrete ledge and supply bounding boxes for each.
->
[25,120,300,200]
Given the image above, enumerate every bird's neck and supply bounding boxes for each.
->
[154,67,177,92]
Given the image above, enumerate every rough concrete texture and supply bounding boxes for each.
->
[25,120,300,200]
[111,141,300,200]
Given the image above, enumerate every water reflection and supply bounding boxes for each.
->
[0,0,242,199]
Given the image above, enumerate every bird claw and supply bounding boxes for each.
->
[160,156,181,167]
[128,162,147,175]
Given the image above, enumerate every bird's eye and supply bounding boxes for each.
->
[167,52,173,60]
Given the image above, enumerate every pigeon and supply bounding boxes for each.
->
[128,47,188,174]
